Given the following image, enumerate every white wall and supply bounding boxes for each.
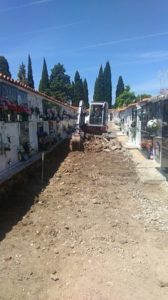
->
[43,121,49,134]
[0,122,20,173]
[29,122,38,151]
[27,93,43,117]
[135,108,141,148]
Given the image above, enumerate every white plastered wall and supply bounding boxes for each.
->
[29,122,38,151]
[43,121,49,135]
[0,122,20,173]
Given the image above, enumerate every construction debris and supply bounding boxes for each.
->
[84,135,122,153]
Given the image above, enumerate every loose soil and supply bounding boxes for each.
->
[0,137,168,300]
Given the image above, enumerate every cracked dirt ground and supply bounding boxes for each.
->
[0,138,168,300]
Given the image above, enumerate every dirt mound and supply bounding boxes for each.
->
[84,135,122,153]
[0,137,168,299]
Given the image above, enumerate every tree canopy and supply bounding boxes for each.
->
[115,85,136,107]
[0,54,91,106]
[83,78,89,108]
[17,62,26,84]
[136,93,152,101]
[0,56,11,77]
[104,61,112,108]
[116,75,124,99]
[72,71,84,106]
[93,65,104,102]
[39,58,50,94]
[50,63,71,102]
[27,55,34,88]
[93,62,112,107]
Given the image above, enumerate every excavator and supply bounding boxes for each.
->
[70,100,108,150]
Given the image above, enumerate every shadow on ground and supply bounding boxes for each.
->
[0,140,70,242]
[156,167,168,181]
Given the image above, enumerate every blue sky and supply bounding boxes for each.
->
[1,0,168,103]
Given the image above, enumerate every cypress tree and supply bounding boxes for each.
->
[93,77,99,102]
[93,65,104,102]
[116,76,124,99]
[0,56,11,77]
[83,78,89,108]
[17,62,26,83]
[70,81,75,104]
[39,58,50,93]
[27,55,34,88]
[73,71,84,106]
[104,61,112,108]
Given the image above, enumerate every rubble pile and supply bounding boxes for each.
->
[84,135,122,153]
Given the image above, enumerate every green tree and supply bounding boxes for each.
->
[27,55,34,88]
[73,71,84,106]
[83,78,89,108]
[0,56,11,77]
[93,65,104,102]
[17,62,26,83]
[136,93,151,101]
[50,63,71,102]
[70,81,75,104]
[104,61,112,108]
[115,85,136,107]
[39,58,50,93]
[93,77,98,102]
[116,75,124,98]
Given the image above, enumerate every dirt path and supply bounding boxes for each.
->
[0,138,168,300]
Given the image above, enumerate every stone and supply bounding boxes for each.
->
[53,248,59,254]
[4,256,12,261]
[92,199,101,204]
[159,280,168,288]
[50,272,59,281]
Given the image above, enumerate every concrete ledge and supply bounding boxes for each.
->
[123,142,138,149]
[108,122,168,184]
[0,138,68,186]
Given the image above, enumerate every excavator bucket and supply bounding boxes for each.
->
[70,132,81,151]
